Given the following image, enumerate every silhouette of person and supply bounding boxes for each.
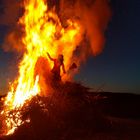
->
[47,52,66,81]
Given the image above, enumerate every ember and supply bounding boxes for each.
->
[0,0,111,136]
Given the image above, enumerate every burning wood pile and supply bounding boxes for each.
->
[1,82,107,140]
[0,0,111,137]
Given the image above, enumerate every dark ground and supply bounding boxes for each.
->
[0,82,140,140]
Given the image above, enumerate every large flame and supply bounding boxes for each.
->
[1,0,83,135]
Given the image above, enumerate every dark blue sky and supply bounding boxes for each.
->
[75,0,140,93]
[0,0,140,94]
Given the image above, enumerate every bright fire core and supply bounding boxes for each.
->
[1,0,83,135]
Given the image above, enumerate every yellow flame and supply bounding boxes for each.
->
[2,0,83,135]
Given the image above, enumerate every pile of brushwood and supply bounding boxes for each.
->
[1,82,140,140]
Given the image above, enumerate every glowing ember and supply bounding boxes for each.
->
[1,0,83,135]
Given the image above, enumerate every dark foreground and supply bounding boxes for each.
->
[1,82,140,140]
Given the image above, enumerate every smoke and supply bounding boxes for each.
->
[59,0,111,56]
[0,0,21,26]
[0,0,25,53]
[0,0,111,82]
[0,0,111,83]
[1,0,111,55]
[2,28,25,53]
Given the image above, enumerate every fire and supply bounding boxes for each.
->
[1,0,83,135]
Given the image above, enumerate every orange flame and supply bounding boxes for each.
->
[1,0,83,135]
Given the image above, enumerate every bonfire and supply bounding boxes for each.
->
[0,0,111,136]
[0,0,84,135]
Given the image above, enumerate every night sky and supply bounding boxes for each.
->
[0,0,140,95]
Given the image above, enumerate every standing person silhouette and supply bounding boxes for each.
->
[47,52,66,82]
